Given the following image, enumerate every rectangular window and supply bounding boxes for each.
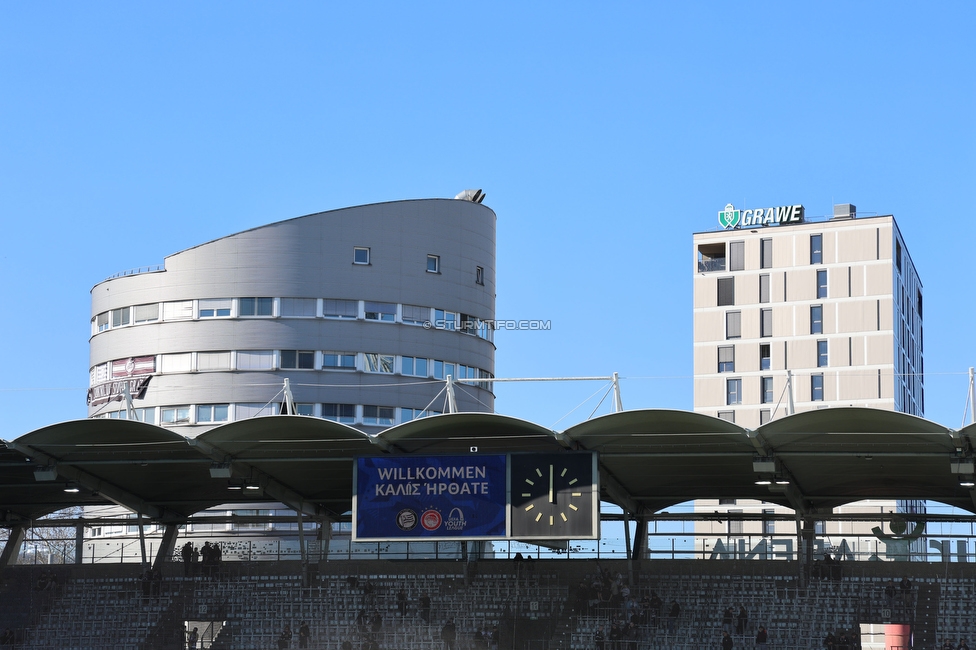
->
[811,305,823,334]
[895,240,902,273]
[718,498,736,506]
[811,373,824,401]
[759,274,770,304]
[427,254,440,273]
[729,241,745,272]
[759,409,771,425]
[817,269,827,299]
[322,403,356,423]
[717,277,735,306]
[728,510,743,535]
[160,406,191,425]
[237,350,274,370]
[363,405,395,426]
[760,238,772,269]
[239,297,273,317]
[817,340,828,367]
[197,351,231,371]
[402,356,429,377]
[433,360,444,379]
[697,243,726,272]
[364,301,396,322]
[280,298,316,318]
[760,344,771,370]
[763,509,775,535]
[162,300,193,321]
[133,303,159,324]
[196,404,229,423]
[476,266,484,285]
[725,311,741,339]
[718,346,735,373]
[810,234,823,264]
[402,408,441,422]
[199,298,232,318]
[322,352,356,370]
[323,299,358,319]
[434,309,456,330]
[236,402,277,418]
[160,353,192,373]
[401,304,429,325]
[761,376,773,404]
[717,411,735,423]
[111,307,130,328]
[294,403,315,416]
[726,378,742,405]
[280,350,315,369]
[354,247,370,265]
[364,353,394,373]
[95,312,110,332]
[760,308,772,338]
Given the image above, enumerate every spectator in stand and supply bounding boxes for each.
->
[824,631,836,650]
[959,640,970,650]
[722,606,734,634]
[648,591,663,629]
[942,641,956,650]
[297,621,310,649]
[187,627,199,650]
[594,625,606,650]
[838,630,851,650]
[370,610,382,634]
[441,617,457,650]
[191,545,200,576]
[756,625,768,649]
[736,605,749,636]
[884,581,895,608]
[180,542,193,576]
[397,588,408,618]
[419,594,432,624]
[277,623,292,649]
[667,599,680,633]
[722,631,734,650]
[900,577,913,607]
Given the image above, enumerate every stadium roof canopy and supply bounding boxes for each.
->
[3,407,975,525]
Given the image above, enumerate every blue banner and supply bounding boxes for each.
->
[354,455,507,540]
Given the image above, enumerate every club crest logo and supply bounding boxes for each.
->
[421,509,442,531]
[718,203,740,230]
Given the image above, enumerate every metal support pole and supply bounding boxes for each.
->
[75,521,85,565]
[297,511,308,587]
[153,524,181,570]
[787,369,795,416]
[283,378,295,415]
[612,372,624,413]
[623,513,634,585]
[445,375,458,414]
[970,368,975,425]
[0,525,27,568]
[138,516,148,568]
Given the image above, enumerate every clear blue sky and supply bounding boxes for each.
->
[2,2,974,439]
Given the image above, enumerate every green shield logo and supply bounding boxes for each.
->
[718,204,740,229]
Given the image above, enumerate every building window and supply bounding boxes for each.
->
[763,509,775,535]
[726,378,742,405]
[760,308,772,338]
[323,299,358,319]
[810,234,823,264]
[717,277,735,306]
[717,411,735,423]
[280,350,315,369]
[761,376,773,404]
[726,311,741,339]
[237,350,274,370]
[895,240,902,273]
[718,346,735,373]
[364,301,396,322]
[811,373,824,401]
[322,403,355,424]
[718,498,736,505]
[133,303,159,324]
[402,408,441,422]
[363,405,395,426]
[811,305,823,334]
[294,404,315,416]
[160,353,192,373]
[280,298,316,318]
[433,360,457,380]
[759,274,770,304]
[476,266,485,285]
[162,300,193,321]
[817,269,827,299]
[427,254,440,273]
[760,344,771,370]
[199,299,232,318]
[401,304,428,325]
[728,510,743,535]
[239,297,273,317]
[760,238,772,269]
[814,340,828,368]
[729,241,745,272]
[402,356,429,377]
[697,243,726,272]
[197,351,231,371]
[322,352,356,370]
[160,406,191,425]
[759,409,771,425]
[196,404,229,423]
[354,247,370,265]
[364,353,394,374]
[111,307,131,328]
[236,402,278,418]
[434,309,456,330]
[95,312,110,332]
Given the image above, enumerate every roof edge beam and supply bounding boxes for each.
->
[599,468,640,516]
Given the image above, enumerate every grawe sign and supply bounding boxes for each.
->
[718,203,804,229]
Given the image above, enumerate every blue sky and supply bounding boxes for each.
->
[2,2,974,439]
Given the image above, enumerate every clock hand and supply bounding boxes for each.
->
[549,464,554,503]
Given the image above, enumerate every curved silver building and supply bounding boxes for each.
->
[88,196,496,434]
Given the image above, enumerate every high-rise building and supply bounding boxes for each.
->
[694,202,922,427]
[88,195,496,432]
[692,202,925,561]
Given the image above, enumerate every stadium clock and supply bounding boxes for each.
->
[510,452,598,540]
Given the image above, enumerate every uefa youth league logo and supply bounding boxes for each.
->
[718,204,740,229]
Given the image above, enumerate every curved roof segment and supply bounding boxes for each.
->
[4,407,976,524]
